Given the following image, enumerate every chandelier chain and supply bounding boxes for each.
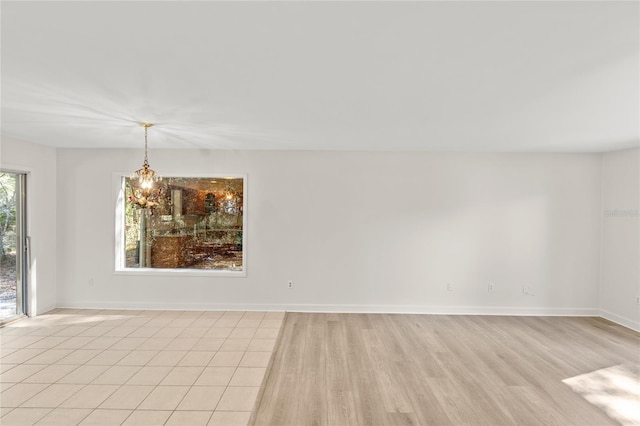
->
[144,125,149,166]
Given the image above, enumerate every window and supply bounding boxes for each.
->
[116,176,245,275]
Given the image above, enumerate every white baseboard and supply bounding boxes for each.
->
[275,304,599,316]
[33,302,57,317]
[52,301,640,333]
[56,300,598,317]
[55,300,287,312]
[599,309,640,332]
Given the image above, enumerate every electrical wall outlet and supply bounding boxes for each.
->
[488,283,495,292]
[635,296,640,304]
[447,283,453,292]
[288,280,293,289]
[522,285,535,296]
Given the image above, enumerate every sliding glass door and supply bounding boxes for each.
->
[0,172,26,322]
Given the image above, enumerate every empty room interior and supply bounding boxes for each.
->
[0,1,639,426]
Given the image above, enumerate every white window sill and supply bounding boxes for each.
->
[113,268,246,278]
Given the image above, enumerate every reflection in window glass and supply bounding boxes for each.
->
[123,177,244,271]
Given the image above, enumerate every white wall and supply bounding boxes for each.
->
[600,148,640,330]
[0,138,57,315]
[56,149,602,315]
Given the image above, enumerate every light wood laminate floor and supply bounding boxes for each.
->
[253,313,640,426]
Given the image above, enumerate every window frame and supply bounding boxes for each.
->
[113,172,247,277]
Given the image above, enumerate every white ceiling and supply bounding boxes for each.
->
[1,1,638,152]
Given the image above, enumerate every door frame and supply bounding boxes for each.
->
[0,168,29,320]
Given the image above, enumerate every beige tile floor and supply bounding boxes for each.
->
[0,309,284,426]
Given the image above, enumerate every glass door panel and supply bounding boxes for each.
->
[0,172,26,322]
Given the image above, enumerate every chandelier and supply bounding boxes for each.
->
[225,180,235,200]
[129,122,162,209]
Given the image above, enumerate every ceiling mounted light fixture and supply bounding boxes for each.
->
[129,122,162,209]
